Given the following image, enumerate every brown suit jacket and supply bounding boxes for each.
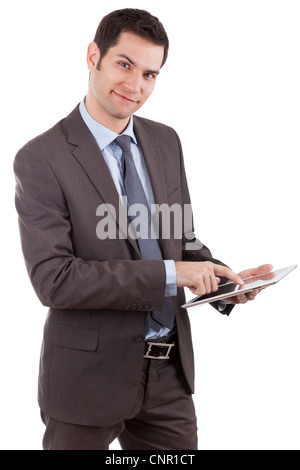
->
[14,105,233,426]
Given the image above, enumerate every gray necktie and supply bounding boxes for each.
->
[115,135,175,332]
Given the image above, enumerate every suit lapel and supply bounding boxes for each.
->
[65,107,173,259]
[133,117,168,207]
[133,117,172,260]
[65,105,140,257]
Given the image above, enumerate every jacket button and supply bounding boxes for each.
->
[135,335,145,343]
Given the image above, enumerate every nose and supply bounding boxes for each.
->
[123,72,142,95]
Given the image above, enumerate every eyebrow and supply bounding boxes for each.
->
[117,54,160,75]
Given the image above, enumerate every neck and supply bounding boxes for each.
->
[85,90,130,134]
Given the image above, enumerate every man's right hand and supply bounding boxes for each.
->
[175,261,244,296]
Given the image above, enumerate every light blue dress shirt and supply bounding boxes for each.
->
[79,99,177,339]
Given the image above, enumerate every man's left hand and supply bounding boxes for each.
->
[226,264,274,304]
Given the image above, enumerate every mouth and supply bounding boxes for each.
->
[112,91,137,103]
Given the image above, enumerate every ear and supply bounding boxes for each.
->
[87,42,101,72]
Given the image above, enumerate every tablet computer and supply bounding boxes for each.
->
[182,264,297,309]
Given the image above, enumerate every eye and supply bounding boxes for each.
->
[119,61,130,70]
[144,73,156,80]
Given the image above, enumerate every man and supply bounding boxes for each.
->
[14,9,271,450]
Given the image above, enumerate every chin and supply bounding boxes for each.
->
[112,112,132,120]
[112,102,142,119]
[105,100,142,120]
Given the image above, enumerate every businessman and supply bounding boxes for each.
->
[14,9,272,450]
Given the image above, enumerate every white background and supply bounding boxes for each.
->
[1,0,299,450]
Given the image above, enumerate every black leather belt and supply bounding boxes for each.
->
[144,338,176,360]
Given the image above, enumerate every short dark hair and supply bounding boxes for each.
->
[94,9,169,69]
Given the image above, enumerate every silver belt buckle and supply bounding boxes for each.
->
[144,342,175,360]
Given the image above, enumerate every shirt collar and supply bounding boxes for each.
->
[79,97,137,151]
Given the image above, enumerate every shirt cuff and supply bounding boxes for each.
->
[163,260,177,297]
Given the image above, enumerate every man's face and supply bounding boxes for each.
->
[88,32,164,127]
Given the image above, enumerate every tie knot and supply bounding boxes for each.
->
[115,135,131,153]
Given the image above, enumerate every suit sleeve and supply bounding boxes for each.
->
[14,146,166,311]
[173,130,235,316]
